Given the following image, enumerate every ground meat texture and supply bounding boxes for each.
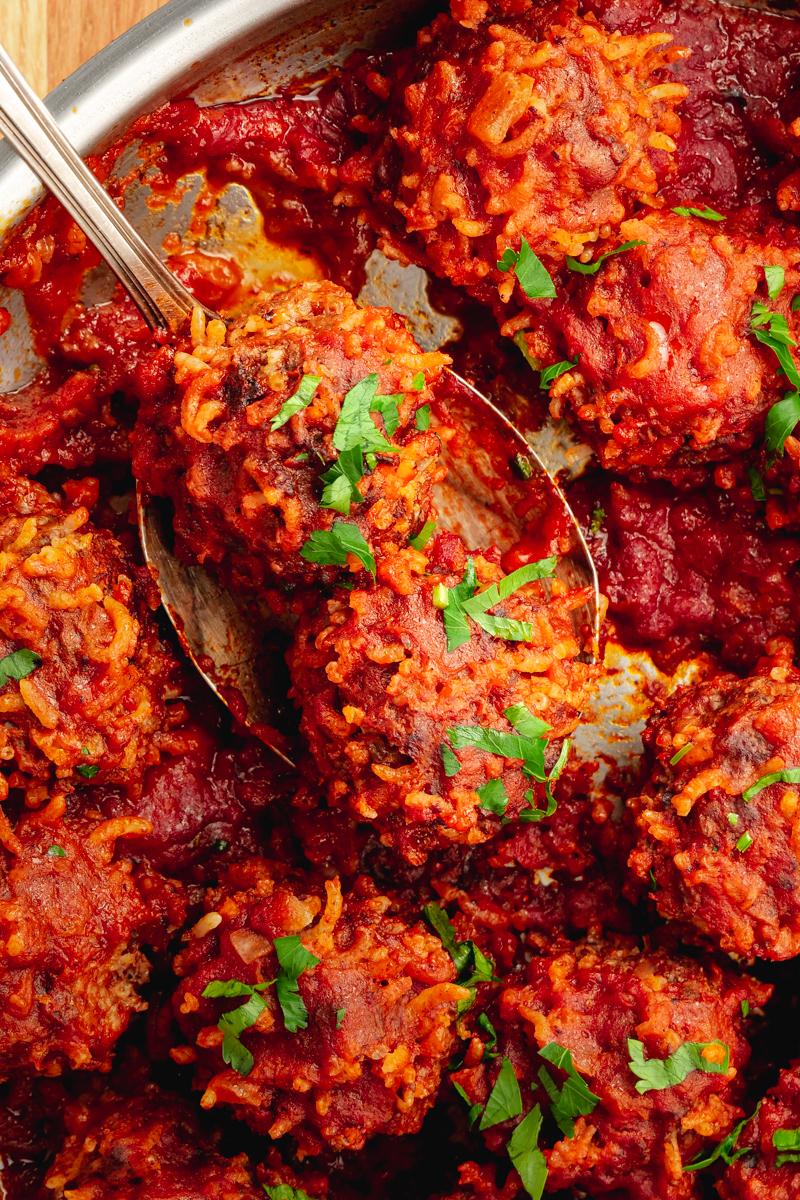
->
[0,474,176,796]
[718,1062,800,1200]
[287,539,596,863]
[44,1080,261,1199]
[171,859,468,1155]
[627,645,800,960]
[341,0,687,300]
[434,1161,523,1199]
[577,478,800,673]
[539,211,800,473]
[0,809,153,1078]
[453,938,770,1199]
[133,281,447,591]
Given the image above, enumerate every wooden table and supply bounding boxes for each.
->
[0,0,172,97]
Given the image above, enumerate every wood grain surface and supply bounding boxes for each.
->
[0,0,172,97]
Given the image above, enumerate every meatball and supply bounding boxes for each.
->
[171,858,469,1155]
[288,535,596,863]
[453,938,770,1199]
[341,0,688,298]
[44,1080,261,1199]
[718,1063,800,1200]
[133,280,448,591]
[627,643,800,959]
[435,1161,522,1200]
[0,807,154,1077]
[0,474,176,796]
[538,211,800,473]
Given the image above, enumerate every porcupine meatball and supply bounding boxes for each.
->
[0,474,176,797]
[44,1080,262,1199]
[533,210,800,473]
[452,937,770,1199]
[718,1062,800,1200]
[133,280,448,591]
[0,806,155,1078]
[170,857,469,1155]
[340,0,688,298]
[287,533,596,863]
[627,640,800,960]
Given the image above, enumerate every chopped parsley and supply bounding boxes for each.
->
[454,1080,483,1127]
[627,1038,730,1094]
[476,777,509,815]
[566,239,646,276]
[274,935,320,1033]
[300,523,376,577]
[765,265,786,300]
[424,902,497,987]
[370,394,400,437]
[75,763,100,779]
[47,845,66,857]
[415,405,431,431]
[669,743,693,766]
[0,648,41,687]
[671,205,726,221]
[736,831,754,853]
[409,520,436,551]
[335,1007,346,1029]
[441,743,461,777]
[793,295,800,313]
[202,978,276,1077]
[742,999,750,1017]
[478,1012,499,1058]
[537,1043,600,1139]
[540,356,579,389]
[742,767,800,802]
[497,238,557,300]
[520,736,570,822]
[727,812,739,827]
[649,868,659,891]
[589,505,605,534]
[748,466,767,502]
[480,1056,523,1130]
[270,374,321,430]
[512,451,534,480]
[320,445,365,514]
[750,303,800,452]
[411,371,425,391]
[263,1186,317,1200]
[441,557,557,652]
[513,330,542,373]
[685,1104,760,1171]
[448,706,551,785]
[508,1104,548,1200]
[774,1126,800,1166]
[333,375,398,456]
[211,839,230,853]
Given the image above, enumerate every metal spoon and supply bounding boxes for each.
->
[0,41,600,755]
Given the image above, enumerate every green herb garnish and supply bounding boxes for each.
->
[766,265,786,300]
[498,238,557,299]
[685,1104,759,1171]
[748,466,767,501]
[263,1186,317,1200]
[540,356,579,389]
[441,557,557,652]
[480,1056,523,1130]
[743,767,800,801]
[202,978,275,1077]
[508,1104,548,1200]
[627,1038,730,1094]
[774,1125,800,1166]
[335,1008,345,1029]
[320,445,365,515]
[47,845,66,857]
[589,505,605,534]
[566,239,646,276]
[0,648,41,687]
[736,832,754,853]
[670,743,692,766]
[300,524,376,577]
[274,935,320,1033]
[453,1080,483,1127]
[370,394,400,437]
[270,374,321,430]
[75,764,100,779]
[415,405,431,431]
[409,520,436,551]
[476,777,509,815]
[424,902,497,987]
[538,1043,600,1139]
[671,205,725,221]
[441,743,461,777]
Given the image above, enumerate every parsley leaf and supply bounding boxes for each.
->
[300,523,376,577]
[263,1186,317,1200]
[476,777,509,815]
[742,767,800,802]
[370,394,401,437]
[670,743,693,766]
[415,405,431,431]
[442,557,556,652]
[409,520,436,551]
[497,237,557,299]
[412,372,425,391]
[335,1007,345,1029]
[671,205,725,221]
[537,1043,600,1139]
[774,1126,800,1166]
[748,466,766,502]
[508,1104,548,1200]
[424,902,497,986]
[480,1056,523,1129]
[442,743,461,777]
[271,375,321,430]
[627,1038,730,1094]
[454,1080,483,1127]
[448,720,550,784]
[320,445,365,514]
[274,936,320,1033]
[75,764,99,779]
[566,239,646,276]
[0,648,41,687]
[685,1103,760,1171]
[766,392,800,454]
[540,356,579,389]
[202,978,276,1077]
[47,845,66,857]
[765,265,786,300]
[736,831,754,852]
[333,375,397,455]
[478,1012,499,1057]
[589,505,605,534]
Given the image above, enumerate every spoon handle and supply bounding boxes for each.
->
[0,41,207,333]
